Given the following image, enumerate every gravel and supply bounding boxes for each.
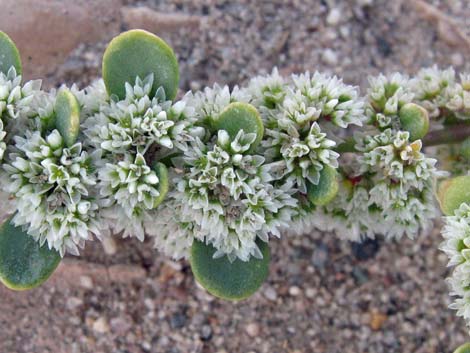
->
[2,0,470,352]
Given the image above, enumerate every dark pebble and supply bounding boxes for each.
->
[351,238,381,261]
[312,243,329,270]
[169,312,187,329]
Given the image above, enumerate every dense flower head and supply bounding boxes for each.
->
[441,203,470,326]
[0,67,41,160]
[175,129,297,261]
[83,74,203,240]
[242,71,365,194]
[301,129,443,241]
[2,129,99,255]
[366,73,414,129]
[85,74,200,155]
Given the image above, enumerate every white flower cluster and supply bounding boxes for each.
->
[412,66,470,120]
[441,203,470,325]
[367,73,413,129]
[169,130,297,261]
[350,129,439,239]
[247,70,364,193]
[83,75,202,241]
[2,130,99,255]
[0,67,41,161]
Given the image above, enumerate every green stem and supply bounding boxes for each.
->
[422,123,470,147]
[335,123,470,153]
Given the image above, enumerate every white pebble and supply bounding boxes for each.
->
[92,317,110,333]
[322,49,338,66]
[326,8,342,26]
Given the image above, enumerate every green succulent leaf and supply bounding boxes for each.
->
[307,165,339,206]
[214,102,264,152]
[153,162,169,208]
[399,103,429,141]
[102,29,179,101]
[0,216,61,291]
[454,343,470,353]
[437,176,470,216]
[55,89,81,147]
[190,239,270,301]
[0,31,22,76]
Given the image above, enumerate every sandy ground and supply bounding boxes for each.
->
[2,0,470,352]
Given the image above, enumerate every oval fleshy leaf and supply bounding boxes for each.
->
[55,89,81,147]
[0,31,22,75]
[190,239,270,301]
[307,165,339,206]
[454,343,470,353]
[214,102,264,152]
[0,217,61,291]
[437,176,470,216]
[399,103,429,141]
[102,29,179,101]
[153,162,169,208]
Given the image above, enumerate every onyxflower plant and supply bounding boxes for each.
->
[1,28,470,350]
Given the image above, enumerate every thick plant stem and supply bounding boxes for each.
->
[422,124,470,147]
[335,123,470,153]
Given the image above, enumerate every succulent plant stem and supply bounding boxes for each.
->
[422,123,470,147]
[336,122,470,153]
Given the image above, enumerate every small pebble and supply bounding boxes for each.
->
[289,286,301,297]
[369,311,387,331]
[200,325,213,341]
[92,317,110,334]
[322,49,338,66]
[326,8,342,26]
[66,297,83,310]
[245,323,260,337]
[351,238,380,261]
[170,312,187,329]
[264,287,278,301]
[79,275,93,289]
[312,243,329,270]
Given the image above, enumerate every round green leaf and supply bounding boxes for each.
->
[399,103,429,141]
[153,162,169,208]
[307,165,339,206]
[0,31,22,75]
[0,217,61,291]
[437,176,470,216]
[55,89,81,147]
[190,239,270,301]
[454,343,470,353]
[214,102,264,152]
[102,29,179,101]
